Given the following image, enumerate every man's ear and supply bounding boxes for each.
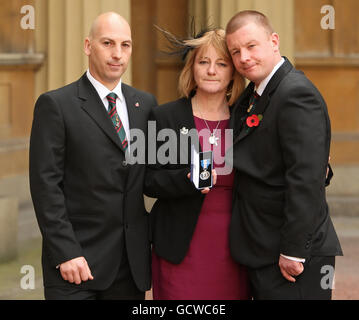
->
[84,37,91,56]
[271,32,280,52]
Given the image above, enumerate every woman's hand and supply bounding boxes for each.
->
[187,169,217,194]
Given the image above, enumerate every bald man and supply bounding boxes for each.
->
[30,12,157,300]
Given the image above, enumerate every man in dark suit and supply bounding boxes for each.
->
[29,12,157,300]
[225,10,342,299]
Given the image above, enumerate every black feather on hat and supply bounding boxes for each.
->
[155,18,213,61]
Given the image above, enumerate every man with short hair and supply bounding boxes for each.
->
[30,12,157,300]
[226,10,342,299]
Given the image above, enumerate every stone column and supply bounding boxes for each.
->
[34,0,132,96]
[190,0,294,62]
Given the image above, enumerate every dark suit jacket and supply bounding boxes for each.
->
[228,58,343,269]
[144,97,205,264]
[29,73,157,291]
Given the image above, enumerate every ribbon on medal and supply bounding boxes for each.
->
[200,159,210,180]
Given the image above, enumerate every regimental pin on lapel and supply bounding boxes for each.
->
[180,127,188,135]
[135,102,140,107]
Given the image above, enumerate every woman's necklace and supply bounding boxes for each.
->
[194,97,226,146]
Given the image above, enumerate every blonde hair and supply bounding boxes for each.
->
[178,29,244,106]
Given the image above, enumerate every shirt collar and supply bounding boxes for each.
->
[255,57,285,96]
[86,69,124,102]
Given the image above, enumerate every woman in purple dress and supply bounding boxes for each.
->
[145,28,251,300]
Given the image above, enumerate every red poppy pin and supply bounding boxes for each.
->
[246,114,260,127]
[246,114,263,128]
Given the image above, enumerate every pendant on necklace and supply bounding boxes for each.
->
[209,133,219,146]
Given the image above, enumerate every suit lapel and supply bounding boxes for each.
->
[122,84,143,134]
[233,57,294,145]
[121,84,143,188]
[181,98,198,131]
[78,74,126,153]
[121,83,147,170]
[181,98,202,154]
[231,82,255,138]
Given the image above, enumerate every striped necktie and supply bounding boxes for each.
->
[247,91,260,114]
[106,92,128,150]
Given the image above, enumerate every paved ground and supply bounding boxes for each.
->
[0,206,357,300]
[330,217,359,300]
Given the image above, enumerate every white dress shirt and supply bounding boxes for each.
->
[255,57,285,96]
[86,69,131,142]
[255,58,305,264]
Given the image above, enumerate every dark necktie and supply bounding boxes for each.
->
[247,91,260,115]
[106,92,128,150]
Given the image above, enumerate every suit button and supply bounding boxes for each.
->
[122,160,127,167]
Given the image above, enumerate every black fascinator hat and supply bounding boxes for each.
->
[155,18,213,61]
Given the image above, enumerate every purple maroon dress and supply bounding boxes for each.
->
[152,116,251,300]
